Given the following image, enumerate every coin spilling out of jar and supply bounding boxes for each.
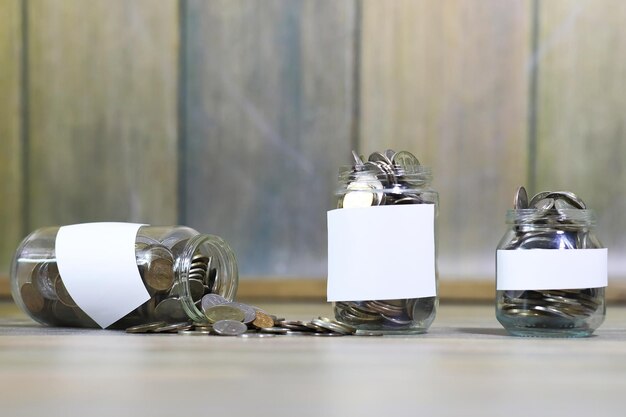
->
[329,149,439,334]
[496,187,607,337]
[11,225,238,328]
[125,295,378,337]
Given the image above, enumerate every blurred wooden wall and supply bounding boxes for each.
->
[1,0,625,300]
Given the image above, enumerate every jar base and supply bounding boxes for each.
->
[504,327,595,338]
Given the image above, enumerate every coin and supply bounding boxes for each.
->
[252,311,275,329]
[200,293,228,312]
[213,320,247,336]
[224,302,257,324]
[204,305,245,324]
[54,276,77,308]
[155,297,188,322]
[20,283,45,314]
[351,150,364,167]
[368,150,393,165]
[126,321,168,333]
[153,322,193,333]
[392,150,420,169]
[514,186,528,210]
[178,330,211,336]
[259,327,288,335]
[145,256,175,292]
[31,262,60,300]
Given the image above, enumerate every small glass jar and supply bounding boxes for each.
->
[496,209,606,337]
[11,224,238,328]
[329,150,439,334]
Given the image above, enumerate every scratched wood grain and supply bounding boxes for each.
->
[359,0,532,279]
[26,0,179,229]
[183,0,356,277]
[0,0,23,279]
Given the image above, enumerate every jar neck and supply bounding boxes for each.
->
[506,209,596,230]
[176,234,238,323]
[337,164,433,194]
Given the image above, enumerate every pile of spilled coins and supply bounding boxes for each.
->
[126,294,379,337]
[498,186,603,324]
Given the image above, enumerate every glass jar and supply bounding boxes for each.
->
[11,223,238,329]
[496,204,607,337]
[327,150,439,334]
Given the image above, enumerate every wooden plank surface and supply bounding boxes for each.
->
[183,0,356,277]
[0,0,22,278]
[1,302,626,416]
[26,0,179,228]
[359,0,532,280]
[534,1,626,279]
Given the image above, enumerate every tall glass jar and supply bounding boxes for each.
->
[11,223,238,329]
[496,205,607,337]
[327,150,438,334]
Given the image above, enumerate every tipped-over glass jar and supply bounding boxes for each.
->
[11,223,238,329]
[327,150,439,334]
[496,187,607,337]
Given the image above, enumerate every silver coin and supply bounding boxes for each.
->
[533,197,554,210]
[153,322,193,333]
[178,330,211,336]
[368,151,392,165]
[259,327,288,335]
[224,302,257,324]
[351,150,364,167]
[239,333,276,338]
[155,298,188,322]
[213,320,248,336]
[311,319,353,335]
[200,293,228,312]
[126,321,167,333]
[391,150,420,169]
[514,186,528,210]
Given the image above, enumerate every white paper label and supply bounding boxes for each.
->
[327,204,436,302]
[55,223,150,328]
[497,248,608,290]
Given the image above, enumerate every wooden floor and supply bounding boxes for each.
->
[1,301,625,416]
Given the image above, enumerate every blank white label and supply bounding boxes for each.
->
[497,248,608,290]
[327,205,436,302]
[55,223,150,328]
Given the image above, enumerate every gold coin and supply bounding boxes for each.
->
[145,257,174,292]
[20,283,45,314]
[252,311,275,329]
[54,276,77,307]
[204,305,245,324]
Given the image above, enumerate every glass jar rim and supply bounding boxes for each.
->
[506,208,597,225]
[337,164,432,193]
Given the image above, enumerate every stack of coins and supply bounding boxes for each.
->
[335,298,436,329]
[334,149,437,331]
[498,186,603,325]
[338,149,428,209]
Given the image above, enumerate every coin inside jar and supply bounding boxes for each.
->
[20,282,46,314]
[143,245,175,292]
[54,275,77,307]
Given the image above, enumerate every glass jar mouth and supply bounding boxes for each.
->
[506,209,597,225]
[176,234,238,323]
[337,164,433,194]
